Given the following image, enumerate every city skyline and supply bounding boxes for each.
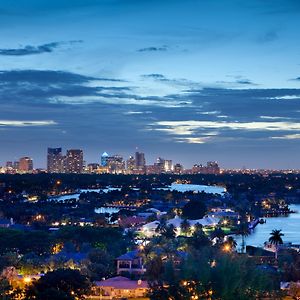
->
[2,147,220,173]
[1,1,300,169]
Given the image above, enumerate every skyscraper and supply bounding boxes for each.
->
[135,152,146,171]
[107,155,125,174]
[101,152,109,167]
[47,147,63,173]
[65,149,84,173]
[126,155,135,173]
[164,159,173,172]
[19,157,33,173]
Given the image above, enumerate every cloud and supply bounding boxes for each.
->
[0,69,194,108]
[271,134,300,140]
[124,111,152,115]
[138,46,168,52]
[152,120,300,137]
[216,78,257,86]
[0,41,82,56]
[176,137,211,144]
[142,74,166,80]
[0,120,56,127]
[260,115,292,120]
[236,79,255,85]
[264,95,300,100]
[197,111,221,115]
[0,69,97,84]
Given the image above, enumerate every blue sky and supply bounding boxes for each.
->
[1,0,300,169]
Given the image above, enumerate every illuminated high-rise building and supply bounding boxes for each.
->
[19,157,33,173]
[87,163,100,173]
[47,147,63,173]
[164,159,173,172]
[206,161,220,174]
[126,156,135,172]
[101,152,109,167]
[174,163,184,174]
[65,149,83,173]
[107,155,125,174]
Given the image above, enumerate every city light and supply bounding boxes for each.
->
[23,277,32,284]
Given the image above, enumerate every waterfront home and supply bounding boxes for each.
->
[92,276,149,299]
[139,220,160,238]
[166,215,220,235]
[208,208,239,220]
[264,241,300,253]
[246,245,276,265]
[140,215,220,237]
[116,250,146,275]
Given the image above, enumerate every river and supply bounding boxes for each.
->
[236,204,300,248]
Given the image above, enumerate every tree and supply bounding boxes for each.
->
[25,269,91,300]
[210,227,225,244]
[162,225,176,239]
[146,256,164,284]
[156,218,167,234]
[188,227,211,249]
[182,200,207,220]
[83,248,113,280]
[238,222,250,253]
[180,219,191,236]
[223,237,237,252]
[269,229,284,260]
[156,219,176,239]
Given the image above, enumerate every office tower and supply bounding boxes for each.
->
[65,149,83,173]
[192,164,204,174]
[19,157,33,173]
[101,152,109,167]
[192,162,220,174]
[164,160,173,172]
[107,155,125,174]
[47,147,63,173]
[126,156,135,172]
[87,163,100,173]
[174,163,184,174]
[5,161,14,174]
[135,152,146,171]
[207,161,220,174]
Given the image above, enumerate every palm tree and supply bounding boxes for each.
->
[269,229,284,260]
[238,222,250,253]
[156,218,167,234]
[180,219,191,236]
[163,224,176,239]
[210,227,225,244]
[226,236,237,251]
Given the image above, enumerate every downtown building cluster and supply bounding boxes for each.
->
[46,148,220,175]
[0,147,221,175]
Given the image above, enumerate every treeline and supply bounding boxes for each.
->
[1,173,300,197]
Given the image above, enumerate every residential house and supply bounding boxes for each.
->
[92,276,149,299]
[116,250,146,275]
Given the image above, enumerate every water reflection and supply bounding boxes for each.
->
[236,204,300,248]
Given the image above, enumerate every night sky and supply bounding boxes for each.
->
[1,0,300,169]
